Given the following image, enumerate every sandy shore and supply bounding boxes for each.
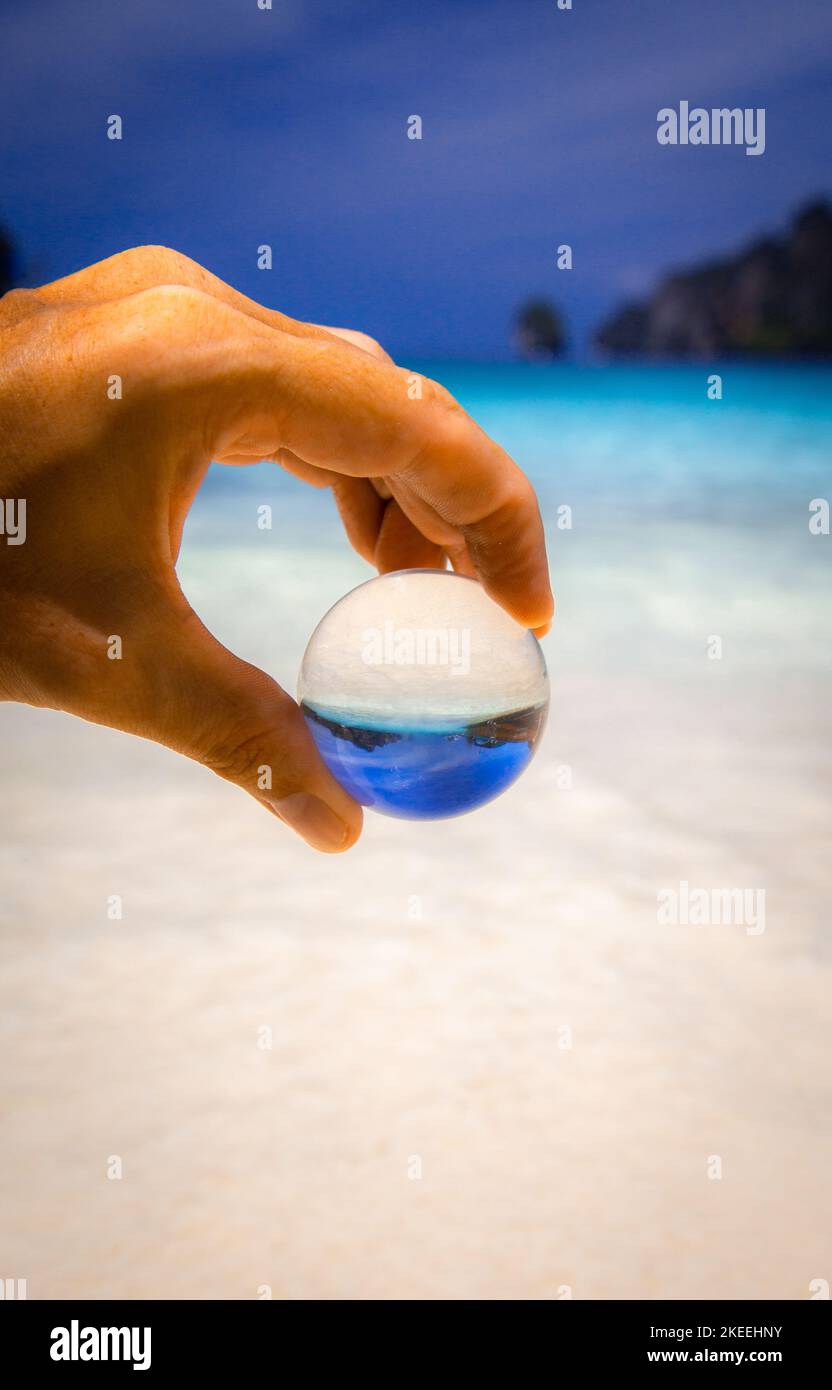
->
[0,514,830,1299]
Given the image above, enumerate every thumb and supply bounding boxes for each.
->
[130,602,363,853]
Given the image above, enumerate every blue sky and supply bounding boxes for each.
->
[1,0,830,357]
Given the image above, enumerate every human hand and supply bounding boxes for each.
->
[0,246,553,851]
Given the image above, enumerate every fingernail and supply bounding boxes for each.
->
[269,793,350,852]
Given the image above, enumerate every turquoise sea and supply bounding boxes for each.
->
[188,362,832,541]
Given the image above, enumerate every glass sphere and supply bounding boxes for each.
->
[298,569,549,821]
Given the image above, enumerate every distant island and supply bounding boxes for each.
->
[513,298,566,359]
[596,200,832,359]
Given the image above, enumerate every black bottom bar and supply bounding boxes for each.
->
[1,1298,828,1375]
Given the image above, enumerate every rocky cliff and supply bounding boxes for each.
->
[596,201,832,358]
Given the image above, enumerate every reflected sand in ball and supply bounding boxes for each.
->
[298,569,549,820]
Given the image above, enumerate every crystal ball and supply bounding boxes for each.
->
[298,569,549,820]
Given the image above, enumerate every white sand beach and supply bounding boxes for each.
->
[1,490,830,1298]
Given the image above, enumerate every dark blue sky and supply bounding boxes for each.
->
[2,0,830,357]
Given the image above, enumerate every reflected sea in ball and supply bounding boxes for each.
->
[301,701,548,819]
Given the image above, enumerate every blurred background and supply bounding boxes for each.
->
[1,0,830,1300]
[3,0,832,358]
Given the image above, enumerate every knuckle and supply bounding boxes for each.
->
[115,244,190,279]
[199,689,296,790]
[131,281,211,321]
[318,325,390,361]
[350,329,388,361]
[502,466,536,508]
[0,286,35,313]
[202,726,276,786]
[395,376,476,478]
[424,393,473,453]
[0,288,42,339]
[419,380,471,442]
[422,377,462,414]
[108,283,217,358]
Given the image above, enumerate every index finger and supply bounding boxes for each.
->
[118,286,554,631]
[258,335,554,631]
